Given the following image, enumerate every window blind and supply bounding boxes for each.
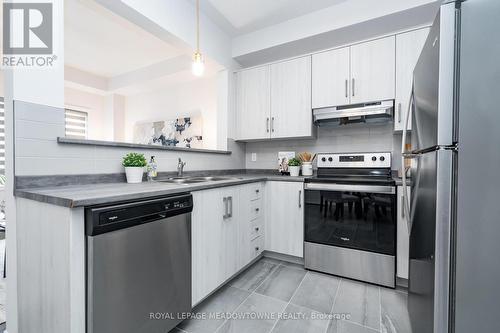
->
[65,109,88,139]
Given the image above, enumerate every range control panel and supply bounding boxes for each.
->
[317,152,391,168]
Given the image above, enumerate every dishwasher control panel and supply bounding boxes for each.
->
[85,194,193,236]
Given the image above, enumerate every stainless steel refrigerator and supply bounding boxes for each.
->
[401,0,500,332]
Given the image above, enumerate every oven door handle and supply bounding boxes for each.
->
[304,183,395,194]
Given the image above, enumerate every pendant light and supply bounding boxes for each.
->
[192,0,205,76]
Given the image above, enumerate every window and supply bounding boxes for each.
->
[65,109,88,139]
[0,97,4,175]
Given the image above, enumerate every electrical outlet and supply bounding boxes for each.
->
[251,153,257,162]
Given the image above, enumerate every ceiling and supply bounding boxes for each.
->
[200,0,349,36]
[65,0,184,78]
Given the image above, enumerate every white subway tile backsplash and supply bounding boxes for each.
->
[16,157,96,176]
[15,101,65,124]
[15,120,65,140]
[15,138,96,159]
[245,123,398,169]
[14,101,246,176]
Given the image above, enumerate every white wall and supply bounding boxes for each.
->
[124,76,219,150]
[245,123,403,171]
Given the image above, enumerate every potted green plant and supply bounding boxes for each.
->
[288,157,301,177]
[122,153,147,183]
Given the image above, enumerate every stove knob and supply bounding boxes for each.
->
[372,156,377,162]
[321,157,326,162]
[380,156,385,162]
[328,157,333,162]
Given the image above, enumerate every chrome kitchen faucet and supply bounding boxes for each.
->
[177,158,186,177]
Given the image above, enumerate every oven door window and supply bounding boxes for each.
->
[304,189,396,255]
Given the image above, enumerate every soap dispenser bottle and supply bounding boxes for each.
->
[147,156,158,181]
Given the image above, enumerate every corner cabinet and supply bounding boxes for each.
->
[236,56,313,141]
[394,28,430,131]
[265,181,304,257]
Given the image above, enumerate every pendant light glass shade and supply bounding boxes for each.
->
[192,51,204,77]
[192,0,204,77]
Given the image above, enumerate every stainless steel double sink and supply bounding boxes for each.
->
[156,176,242,185]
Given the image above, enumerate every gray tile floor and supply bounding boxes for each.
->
[174,257,411,333]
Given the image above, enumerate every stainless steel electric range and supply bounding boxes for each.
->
[304,152,396,288]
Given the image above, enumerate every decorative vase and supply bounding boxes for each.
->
[289,166,300,177]
[125,167,144,184]
[301,162,313,176]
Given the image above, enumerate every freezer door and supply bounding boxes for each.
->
[453,0,500,332]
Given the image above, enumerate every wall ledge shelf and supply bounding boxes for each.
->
[57,137,232,155]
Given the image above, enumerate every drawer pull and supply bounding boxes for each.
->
[255,227,259,232]
[255,208,260,212]
[256,189,260,193]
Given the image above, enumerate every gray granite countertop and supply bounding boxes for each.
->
[15,173,309,208]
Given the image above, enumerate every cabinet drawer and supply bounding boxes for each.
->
[249,183,263,201]
[251,236,264,258]
[250,199,263,220]
[250,218,263,240]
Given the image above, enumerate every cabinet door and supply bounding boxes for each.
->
[270,56,313,139]
[312,47,350,108]
[350,36,396,104]
[394,28,430,131]
[265,182,304,257]
[191,188,238,305]
[236,66,271,140]
[397,186,411,279]
[191,190,221,305]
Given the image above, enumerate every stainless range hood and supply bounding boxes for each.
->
[313,100,394,126]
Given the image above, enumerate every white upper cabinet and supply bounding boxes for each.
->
[312,47,350,109]
[236,66,271,140]
[350,36,396,104]
[270,56,313,139]
[394,28,430,131]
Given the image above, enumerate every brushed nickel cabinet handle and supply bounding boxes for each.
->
[345,79,348,98]
[298,190,302,208]
[352,78,355,97]
[271,117,275,133]
[401,195,405,219]
[266,117,270,133]
[398,103,402,123]
[223,197,228,219]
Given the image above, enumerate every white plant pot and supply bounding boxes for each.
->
[289,166,300,177]
[125,167,144,184]
[301,162,313,176]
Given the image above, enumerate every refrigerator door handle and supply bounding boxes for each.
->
[401,83,415,227]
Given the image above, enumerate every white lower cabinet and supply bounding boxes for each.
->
[191,182,265,306]
[397,185,411,279]
[191,187,238,305]
[265,181,304,258]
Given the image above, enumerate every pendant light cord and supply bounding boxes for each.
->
[196,0,200,53]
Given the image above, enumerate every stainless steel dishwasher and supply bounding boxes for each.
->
[85,194,193,333]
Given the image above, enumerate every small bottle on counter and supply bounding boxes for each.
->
[147,156,158,181]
